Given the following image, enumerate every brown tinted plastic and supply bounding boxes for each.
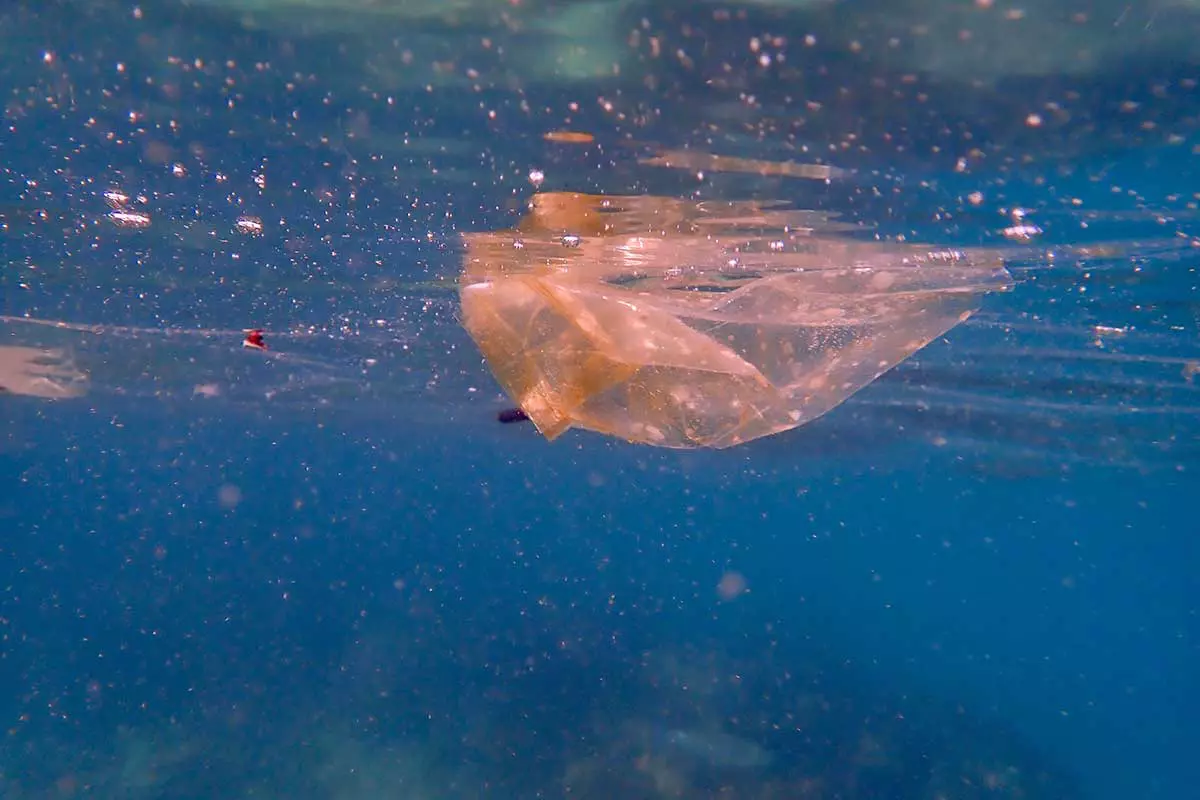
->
[461,192,1011,449]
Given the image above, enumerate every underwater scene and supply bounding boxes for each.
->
[1,0,1197,798]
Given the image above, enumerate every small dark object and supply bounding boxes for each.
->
[497,407,530,424]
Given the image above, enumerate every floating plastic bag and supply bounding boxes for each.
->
[461,192,1011,449]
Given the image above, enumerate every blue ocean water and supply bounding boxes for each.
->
[2,1,1198,798]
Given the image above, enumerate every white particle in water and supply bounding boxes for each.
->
[234,215,264,235]
[108,209,151,228]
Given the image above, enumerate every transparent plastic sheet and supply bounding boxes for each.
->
[0,346,89,399]
[2,198,1196,471]
[460,192,1013,448]
[0,295,482,427]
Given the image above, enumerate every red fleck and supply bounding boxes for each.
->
[243,328,267,350]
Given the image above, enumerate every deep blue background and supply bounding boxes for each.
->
[2,1,1197,798]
